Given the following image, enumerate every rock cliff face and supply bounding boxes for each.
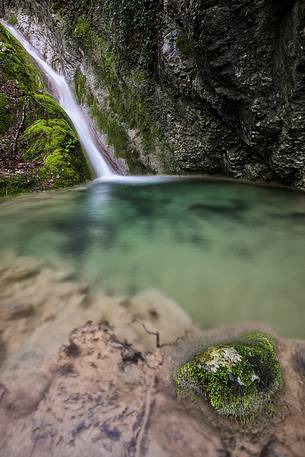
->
[1,0,305,187]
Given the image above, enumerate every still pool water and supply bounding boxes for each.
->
[1,177,305,338]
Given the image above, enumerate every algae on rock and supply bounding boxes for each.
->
[173,333,281,421]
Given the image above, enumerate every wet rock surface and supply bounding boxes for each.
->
[2,1,305,187]
[0,318,305,457]
[0,257,304,456]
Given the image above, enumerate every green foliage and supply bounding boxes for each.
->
[73,18,92,48]
[173,333,281,422]
[74,18,90,39]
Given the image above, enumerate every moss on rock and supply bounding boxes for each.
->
[7,16,17,26]
[21,118,91,188]
[0,25,42,92]
[74,66,154,174]
[0,173,39,196]
[173,333,281,421]
[60,4,165,174]
[0,92,12,134]
[0,23,92,197]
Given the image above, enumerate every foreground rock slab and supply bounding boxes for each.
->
[0,321,305,457]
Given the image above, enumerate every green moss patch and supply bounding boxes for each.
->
[21,118,91,188]
[0,24,42,92]
[7,16,17,26]
[0,24,93,196]
[0,92,12,134]
[173,333,281,421]
[0,174,40,197]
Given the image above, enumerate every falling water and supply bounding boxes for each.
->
[0,20,113,177]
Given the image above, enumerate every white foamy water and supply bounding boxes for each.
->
[1,20,113,177]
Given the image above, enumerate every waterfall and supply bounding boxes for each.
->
[0,20,113,178]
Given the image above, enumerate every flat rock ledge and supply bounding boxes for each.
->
[0,321,305,457]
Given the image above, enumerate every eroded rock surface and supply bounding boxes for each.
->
[0,257,304,456]
[0,320,305,457]
[0,254,195,420]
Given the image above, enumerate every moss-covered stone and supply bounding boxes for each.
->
[21,118,91,188]
[173,333,281,421]
[0,174,40,196]
[0,26,42,92]
[51,1,164,173]
[0,23,92,197]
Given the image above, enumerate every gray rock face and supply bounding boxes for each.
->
[2,0,305,187]
[158,0,305,186]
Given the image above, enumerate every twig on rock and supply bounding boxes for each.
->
[134,320,189,349]
[134,320,161,348]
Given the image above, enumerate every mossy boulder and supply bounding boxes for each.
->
[173,333,281,421]
[20,118,90,188]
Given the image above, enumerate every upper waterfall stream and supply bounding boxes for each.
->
[1,20,113,178]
